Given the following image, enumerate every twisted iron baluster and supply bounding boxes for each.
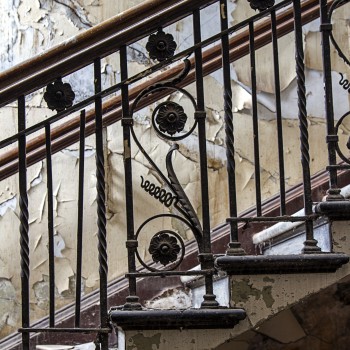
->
[293,0,321,253]
[18,95,30,349]
[96,133,108,279]
[19,191,30,281]
[94,59,109,349]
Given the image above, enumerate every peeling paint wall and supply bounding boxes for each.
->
[0,0,350,341]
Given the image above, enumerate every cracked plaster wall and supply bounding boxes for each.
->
[0,0,350,340]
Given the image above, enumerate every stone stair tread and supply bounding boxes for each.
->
[215,253,349,274]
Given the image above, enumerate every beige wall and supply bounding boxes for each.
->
[0,0,349,339]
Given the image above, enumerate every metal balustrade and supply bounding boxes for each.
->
[0,0,349,348]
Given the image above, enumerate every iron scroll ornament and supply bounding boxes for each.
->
[129,59,202,237]
[329,0,350,163]
[334,111,350,164]
[127,59,205,271]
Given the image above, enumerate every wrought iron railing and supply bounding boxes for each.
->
[0,0,350,348]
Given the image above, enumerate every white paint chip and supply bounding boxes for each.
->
[36,346,74,350]
[0,196,17,216]
[30,171,43,188]
[54,232,66,258]
[61,147,95,159]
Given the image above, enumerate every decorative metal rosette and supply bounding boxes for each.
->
[149,231,181,266]
[334,111,350,164]
[149,87,197,141]
[155,102,187,136]
[44,79,75,112]
[146,29,177,62]
[247,0,275,11]
[135,215,188,272]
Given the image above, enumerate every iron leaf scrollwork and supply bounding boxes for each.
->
[149,231,181,266]
[166,144,203,245]
[247,0,275,11]
[155,102,188,136]
[44,79,75,112]
[146,29,177,62]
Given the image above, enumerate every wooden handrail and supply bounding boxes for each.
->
[0,0,217,107]
[0,0,322,181]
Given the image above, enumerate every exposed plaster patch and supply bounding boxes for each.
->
[33,276,53,310]
[0,278,17,331]
[127,333,161,350]
[263,276,275,283]
[231,278,275,308]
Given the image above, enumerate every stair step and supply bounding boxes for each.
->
[110,308,246,331]
[215,253,349,274]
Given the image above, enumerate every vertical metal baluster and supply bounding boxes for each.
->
[271,10,286,215]
[120,46,142,310]
[94,59,109,349]
[293,0,321,253]
[220,0,245,256]
[18,95,30,350]
[249,21,262,217]
[319,0,342,201]
[75,110,86,327]
[193,9,219,308]
[45,124,55,327]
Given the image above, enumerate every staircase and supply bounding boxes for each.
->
[0,0,350,349]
